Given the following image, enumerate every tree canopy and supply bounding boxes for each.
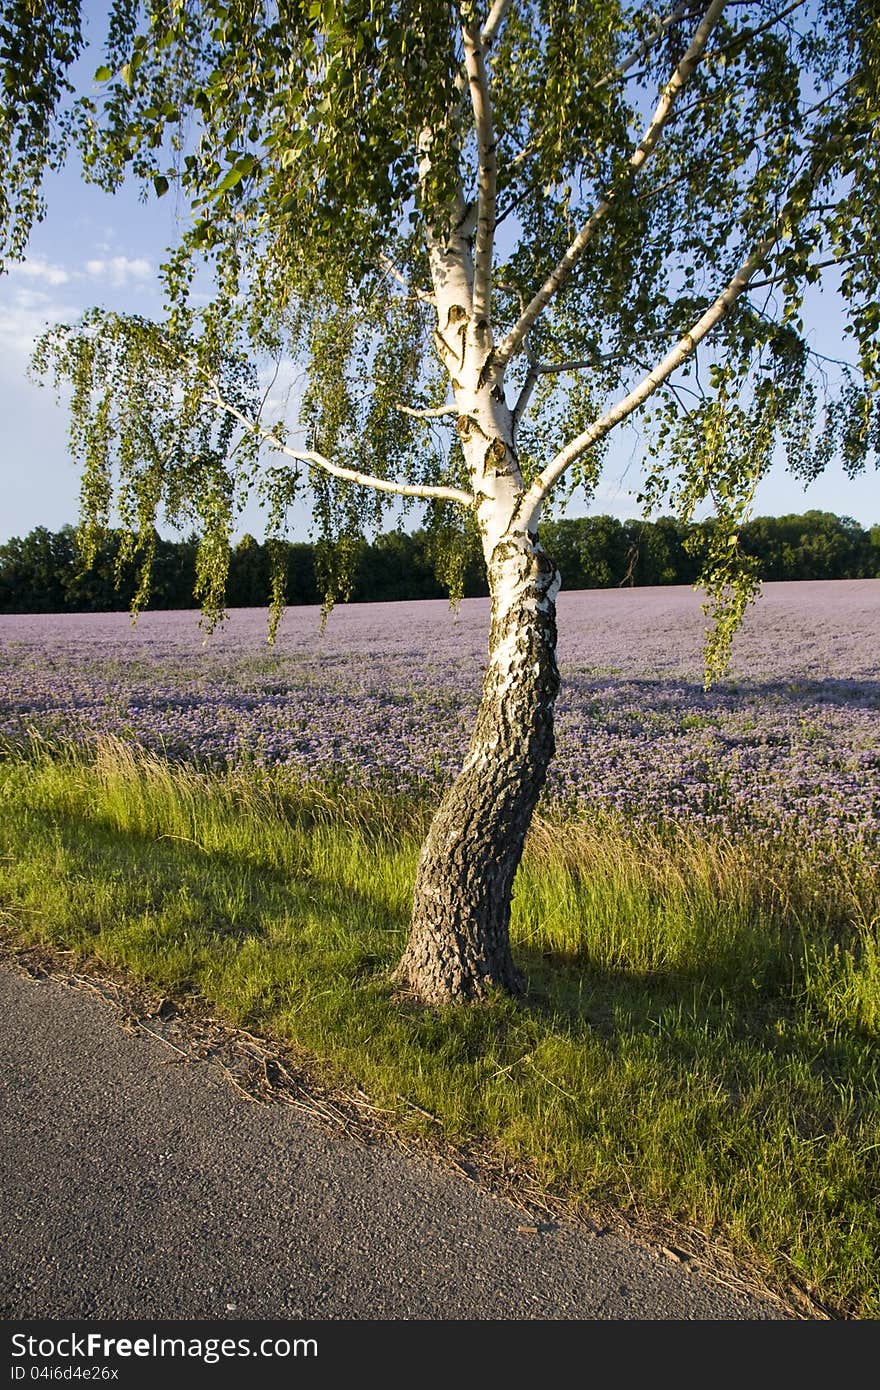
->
[2,1,878,670]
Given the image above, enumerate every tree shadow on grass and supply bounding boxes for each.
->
[516,942,879,1085]
[18,802,408,956]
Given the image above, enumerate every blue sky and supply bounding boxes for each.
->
[0,25,877,545]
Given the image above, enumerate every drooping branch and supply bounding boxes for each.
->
[462,19,498,326]
[594,0,808,88]
[499,1,698,179]
[516,229,784,528]
[202,373,475,507]
[493,0,728,371]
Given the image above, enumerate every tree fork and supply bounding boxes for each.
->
[394,531,561,1005]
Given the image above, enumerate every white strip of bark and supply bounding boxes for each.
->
[515,229,776,530]
[417,126,475,346]
[395,402,460,419]
[493,0,728,370]
[462,21,498,326]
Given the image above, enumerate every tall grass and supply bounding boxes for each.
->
[1,735,878,1316]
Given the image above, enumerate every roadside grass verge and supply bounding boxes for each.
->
[1,735,878,1317]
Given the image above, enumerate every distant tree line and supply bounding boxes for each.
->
[0,511,877,614]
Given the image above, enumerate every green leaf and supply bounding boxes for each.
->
[153,174,169,197]
[211,155,257,199]
[93,65,112,83]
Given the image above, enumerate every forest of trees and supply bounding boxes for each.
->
[0,511,877,615]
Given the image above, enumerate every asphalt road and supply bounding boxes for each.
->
[0,963,790,1321]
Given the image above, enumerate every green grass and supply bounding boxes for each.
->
[1,735,878,1317]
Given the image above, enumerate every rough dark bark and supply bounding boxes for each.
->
[394,532,560,1005]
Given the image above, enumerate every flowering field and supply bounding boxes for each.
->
[1,579,877,853]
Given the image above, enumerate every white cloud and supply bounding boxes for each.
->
[10,256,71,287]
[12,288,52,309]
[0,247,158,378]
[0,291,78,364]
[84,255,153,286]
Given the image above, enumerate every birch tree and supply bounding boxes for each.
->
[2,1,878,1003]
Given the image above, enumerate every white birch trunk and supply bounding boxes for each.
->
[394,216,562,1001]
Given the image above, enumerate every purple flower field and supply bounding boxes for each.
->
[1,579,877,851]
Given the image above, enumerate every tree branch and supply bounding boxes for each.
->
[395,401,460,419]
[516,118,850,519]
[517,229,780,528]
[593,1,698,90]
[462,20,498,325]
[744,297,862,375]
[500,0,702,173]
[536,357,600,376]
[378,253,436,305]
[703,0,808,63]
[493,0,728,370]
[497,280,538,428]
[512,345,680,430]
[201,374,474,508]
[512,358,540,430]
[480,0,513,48]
